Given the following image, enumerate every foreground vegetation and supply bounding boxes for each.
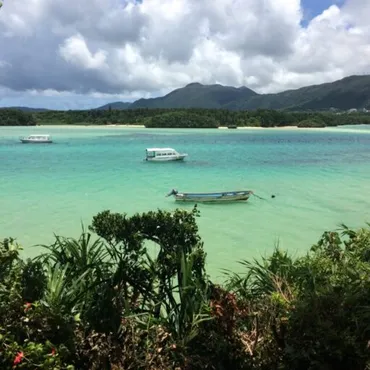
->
[1,207,370,369]
[1,107,370,127]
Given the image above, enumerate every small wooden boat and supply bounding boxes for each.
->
[20,134,53,144]
[166,189,253,203]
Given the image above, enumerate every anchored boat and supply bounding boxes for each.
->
[145,148,187,162]
[166,189,253,203]
[20,134,53,144]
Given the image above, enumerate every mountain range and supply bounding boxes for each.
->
[4,75,370,112]
[1,106,49,112]
[93,75,370,111]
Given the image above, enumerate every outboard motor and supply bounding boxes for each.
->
[166,189,178,197]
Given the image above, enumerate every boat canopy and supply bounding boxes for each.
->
[146,148,176,152]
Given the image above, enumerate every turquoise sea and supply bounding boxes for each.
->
[1,125,370,279]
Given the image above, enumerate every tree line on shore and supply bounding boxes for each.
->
[1,206,370,369]
[0,109,36,126]
[1,107,370,127]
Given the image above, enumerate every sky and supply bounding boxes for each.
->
[0,0,369,110]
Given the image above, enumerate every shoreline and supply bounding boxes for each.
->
[32,124,305,129]
[34,124,146,128]
[2,124,367,132]
[36,124,327,131]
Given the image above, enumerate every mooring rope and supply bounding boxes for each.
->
[252,192,275,200]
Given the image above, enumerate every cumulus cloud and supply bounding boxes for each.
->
[59,34,108,70]
[0,0,369,108]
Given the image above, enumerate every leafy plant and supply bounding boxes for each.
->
[2,214,370,369]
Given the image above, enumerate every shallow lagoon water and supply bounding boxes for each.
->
[1,125,370,279]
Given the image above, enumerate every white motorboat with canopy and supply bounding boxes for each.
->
[145,148,187,162]
[20,134,53,144]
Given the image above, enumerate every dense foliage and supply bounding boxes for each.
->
[32,108,370,128]
[144,111,220,128]
[0,109,36,126]
[297,118,326,128]
[1,207,370,369]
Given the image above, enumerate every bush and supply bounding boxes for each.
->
[1,214,370,369]
[297,118,326,128]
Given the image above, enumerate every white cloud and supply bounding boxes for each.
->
[59,34,108,70]
[0,0,369,108]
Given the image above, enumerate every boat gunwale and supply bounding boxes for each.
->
[177,190,253,196]
[20,134,52,139]
[174,195,251,202]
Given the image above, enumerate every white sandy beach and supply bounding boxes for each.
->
[33,124,370,133]
[36,124,146,128]
[38,124,296,129]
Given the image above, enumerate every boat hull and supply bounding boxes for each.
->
[172,191,253,203]
[20,139,53,143]
[146,155,187,162]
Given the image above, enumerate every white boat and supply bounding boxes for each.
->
[166,189,253,203]
[145,148,187,162]
[20,134,53,144]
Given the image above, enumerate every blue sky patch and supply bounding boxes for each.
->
[301,0,345,26]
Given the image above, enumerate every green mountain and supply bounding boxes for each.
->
[95,101,132,110]
[124,75,370,111]
[0,106,49,112]
[3,75,370,112]
[130,82,257,109]
[226,75,370,111]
